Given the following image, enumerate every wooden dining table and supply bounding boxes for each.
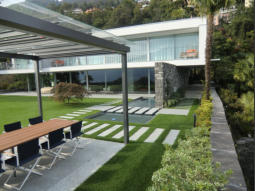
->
[0,118,78,152]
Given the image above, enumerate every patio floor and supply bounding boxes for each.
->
[0,138,124,191]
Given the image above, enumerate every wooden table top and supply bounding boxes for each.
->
[0,118,77,152]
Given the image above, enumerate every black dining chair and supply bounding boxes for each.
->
[3,121,22,155]
[4,138,42,191]
[28,116,43,125]
[40,128,66,169]
[4,121,22,132]
[64,121,83,156]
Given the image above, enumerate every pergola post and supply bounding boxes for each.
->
[121,53,129,144]
[34,59,43,118]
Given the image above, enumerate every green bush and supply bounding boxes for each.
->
[195,94,213,127]
[219,89,254,136]
[53,82,88,103]
[147,128,231,191]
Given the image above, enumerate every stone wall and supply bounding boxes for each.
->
[211,88,247,191]
[154,62,190,107]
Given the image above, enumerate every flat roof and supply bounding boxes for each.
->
[106,17,207,39]
[0,1,130,60]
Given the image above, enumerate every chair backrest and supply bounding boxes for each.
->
[70,121,82,137]
[0,154,3,172]
[29,116,43,125]
[48,129,64,148]
[17,138,40,163]
[4,121,21,132]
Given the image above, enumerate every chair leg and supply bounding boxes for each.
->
[4,157,42,191]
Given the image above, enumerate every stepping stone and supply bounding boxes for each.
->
[135,107,150,115]
[144,128,164,143]
[85,124,110,135]
[145,108,160,115]
[163,130,180,145]
[82,121,88,125]
[73,112,87,114]
[107,106,122,113]
[66,113,80,116]
[81,122,98,131]
[98,125,122,137]
[115,107,132,113]
[130,127,149,141]
[79,109,90,112]
[128,107,141,114]
[112,126,135,139]
[59,116,74,119]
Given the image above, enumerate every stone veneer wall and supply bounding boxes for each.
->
[154,62,190,108]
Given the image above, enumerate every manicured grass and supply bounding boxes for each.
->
[0,95,116,131]
[167,98,195,109]
[75,143,165,191]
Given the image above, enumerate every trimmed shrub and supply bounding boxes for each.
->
[53,82,88,103]
[147,128,231,191]
[195,94,213,127]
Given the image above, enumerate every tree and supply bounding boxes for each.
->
[53,82,88,103]
[191,0,234,100]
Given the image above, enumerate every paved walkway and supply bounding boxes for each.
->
[1,138,124,191]
[157,108,189,116]
[211,88,247,191]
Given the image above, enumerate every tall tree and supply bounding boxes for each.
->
[191,0,234,99]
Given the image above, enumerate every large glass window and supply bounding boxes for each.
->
[106,69,122,92]
[88,70,106,92]
[127,39,147,62]
[150,36,174,61]
[128,68,148,93]
[87,55,104,65]
[175,33,199,59]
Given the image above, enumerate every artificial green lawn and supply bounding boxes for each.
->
[0,95,115,131]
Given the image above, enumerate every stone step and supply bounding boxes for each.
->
[66,113,80,116]
[85,124,110,135]
[112,126,135,139]
[163,130,180,145]
[98,125,122,137]
[135,107,150,115]
[145,108,160,115]
[79,109,90,112]
[130,127,149,141]
[81,122,98,131]
[128,107,141,114]
[82,121,88,125]
[107,106,122,113]
[73,111,87,114]
[144,128,164,143]
[59,116,74,119]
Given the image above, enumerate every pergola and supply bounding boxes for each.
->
[0,5,130,144]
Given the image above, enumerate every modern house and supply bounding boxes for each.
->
[0,2,206,107]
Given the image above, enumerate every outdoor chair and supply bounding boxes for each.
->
[28,116,43,125]
[4,121,22,132]
[64,121,84,156]
[4,138,42,191]
[28,116,49,148]
[3,121,22,157]
[39,128,66,169]
[0,154,5,177]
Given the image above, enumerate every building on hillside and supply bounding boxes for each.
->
[214,6,236,25]
[0,13,206,107]
[245,0,253,7]
[85,8,100,14]
[72,8,83,14]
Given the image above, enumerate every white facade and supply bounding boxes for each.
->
[0,17,207,75]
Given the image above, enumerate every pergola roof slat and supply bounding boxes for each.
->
[0,6,129,60]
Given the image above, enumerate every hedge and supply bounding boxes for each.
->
[147,92,231,191]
